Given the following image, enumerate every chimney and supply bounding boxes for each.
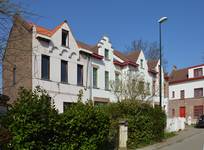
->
[173,65,177,71]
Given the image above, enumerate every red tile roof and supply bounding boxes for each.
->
[27,21,160,70]
[127,51,141,62]
[28,22,65,37]
[169,64,204,84]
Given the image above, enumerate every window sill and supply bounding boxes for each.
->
[61,45,69,49]
[41,78,51,81]
[61,81,69,85]
[105,58,111,61]
[93,87,100,89]
[77,84,84,87]
[105,89,111,91]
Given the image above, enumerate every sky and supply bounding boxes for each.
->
[1,0,204,89]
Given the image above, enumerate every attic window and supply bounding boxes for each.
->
[140,59,144,69]
[62,29,69,47]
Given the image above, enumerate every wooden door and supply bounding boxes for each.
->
[179,106,186,118]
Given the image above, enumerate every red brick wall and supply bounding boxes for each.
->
[168,98,204,123]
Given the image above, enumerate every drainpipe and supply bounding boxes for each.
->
[89,57,93,101]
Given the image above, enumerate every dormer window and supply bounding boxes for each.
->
[62,29,69,47]
[105,49,109,60]
[140,59,144,69]
[194,68,203,77]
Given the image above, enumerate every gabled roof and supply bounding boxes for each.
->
[127,51,141,62]
[147,60,158,70]
[113,50,129,61]
[169,68,188,84]
[28,21,65,37]
[76,41,98,53]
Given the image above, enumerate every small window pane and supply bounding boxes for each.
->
[41,55,50,80]
[62,29,69,47]
[61,60,68,82]
[93,67,98,88]
[77,65,83,85]
[105,49,109,59]
[105,71,109,90]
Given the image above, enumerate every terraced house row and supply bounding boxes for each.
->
[3,16,168,113]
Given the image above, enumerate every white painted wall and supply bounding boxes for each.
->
[31,22,166,113]
[188,66,204,78]
[169,79,204,100]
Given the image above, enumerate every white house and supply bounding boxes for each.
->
[3,16,167,113]
[168,64,204,123]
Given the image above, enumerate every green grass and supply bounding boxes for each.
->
[164,131,177,139]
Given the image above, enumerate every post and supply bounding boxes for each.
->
[159,22,162,107]
[119,120,128,150]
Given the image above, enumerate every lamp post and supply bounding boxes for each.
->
[158,17,168,107]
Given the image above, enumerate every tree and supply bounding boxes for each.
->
[126,39,168,72]
[110,72,151,102]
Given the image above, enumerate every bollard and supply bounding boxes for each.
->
[119,120,128,150]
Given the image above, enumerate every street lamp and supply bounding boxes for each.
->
[158,17,168,107]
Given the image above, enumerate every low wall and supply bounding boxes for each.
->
[166,117,185,132]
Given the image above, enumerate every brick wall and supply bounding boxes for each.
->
[3,16,32,104]
[168,98,204,123]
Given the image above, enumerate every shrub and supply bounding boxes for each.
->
[1,87,59,149]
[1,88,110,150]
[101,100,166,149]
[56,102,110,150]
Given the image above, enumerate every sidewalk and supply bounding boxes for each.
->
[136,126,202,150]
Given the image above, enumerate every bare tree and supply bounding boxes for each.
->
[110,72,151,102]
[126,39,168,72]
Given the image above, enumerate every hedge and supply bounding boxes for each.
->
[0,88,166,149]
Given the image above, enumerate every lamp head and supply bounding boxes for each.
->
[158,17,168,23]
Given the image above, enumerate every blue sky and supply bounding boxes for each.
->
[1,0,204,88]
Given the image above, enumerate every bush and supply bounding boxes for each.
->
[101,100,166,149]
[56,102,110,150]
[1,88,110,150]
[1,87,59,149]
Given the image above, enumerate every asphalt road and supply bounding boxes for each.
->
[160,129,204,150]
[138,127,204,150]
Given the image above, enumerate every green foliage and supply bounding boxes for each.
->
[100,100,166,149]
[1,87,59,149]
[57,102,110,150]
[1,88,110,150]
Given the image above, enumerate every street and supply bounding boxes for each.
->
[160,129,204,150]
[138,127,204,150]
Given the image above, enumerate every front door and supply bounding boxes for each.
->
[179,106,186,118]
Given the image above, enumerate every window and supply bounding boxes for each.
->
[172,109,175,117]
[93,67,98,88]
[61,60,68,83]
[140,59,144,69]
[13,65,16,85]
[164,83,167,98]
[194,88,203,98]
[194,68,203,77]
[194,105,203,118]
[41,55,50,80]
[105,71,109,90]
[115,72,120,83]
[152,80,156,95]
[62,29,69,47]
[147,82,150,94]
[172,91,175,98]
[77,64,83,86]
[180,90,185,99]
[105,49,109,60]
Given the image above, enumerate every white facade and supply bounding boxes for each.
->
[169,65,204,100]
[29,21,166,113]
